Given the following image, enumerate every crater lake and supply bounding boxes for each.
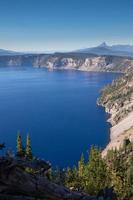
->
[0,67,120,167]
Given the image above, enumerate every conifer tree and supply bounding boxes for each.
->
[16,131,24,157]
[78,153,85,177]
[25,133,33,159]
[85,146,109,194]
[77,153,86,190]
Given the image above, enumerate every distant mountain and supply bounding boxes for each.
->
[0,49,23,56]
[76,42,133,57]
[1,43,133,57]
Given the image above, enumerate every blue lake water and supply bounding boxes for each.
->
[0,67,120,167]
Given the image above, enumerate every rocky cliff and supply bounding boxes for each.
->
[98,70,133,155]
[1,53,133,72]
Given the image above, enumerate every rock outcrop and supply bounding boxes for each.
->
[0,156,87,200]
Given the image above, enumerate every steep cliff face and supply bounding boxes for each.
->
[0,53,133,72]
[98,70,133,155]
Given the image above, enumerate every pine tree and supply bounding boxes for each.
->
[77,153,86,190]
[16,131,24,157]
[85,146,109,194]
[106,148,127,200]
[78,153,85,177]
[25,133,33,159]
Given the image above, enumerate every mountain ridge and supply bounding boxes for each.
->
[75,42,133,57]
[1,42,133,57]
[0,48,23,56]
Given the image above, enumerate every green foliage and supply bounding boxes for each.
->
[65,166,79,189]
[16,131,33,159]
[105,143,133,200]
[63,146,109,195]
[84,146,109,194]
[16,131,25,157]
[25,133,33,159]
[60,143,133,199]
[108,151,127,199]
[78,153,85,178]
[127,166,133,186]
[88,147,108,193]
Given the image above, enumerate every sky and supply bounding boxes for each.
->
[0,0,133,52]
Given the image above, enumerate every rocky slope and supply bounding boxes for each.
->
[98,70,133,155]
[1,53,133,72]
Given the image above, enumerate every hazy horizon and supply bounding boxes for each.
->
[2,41,133,53]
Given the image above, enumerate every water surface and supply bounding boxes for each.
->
[0,67,120,166]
